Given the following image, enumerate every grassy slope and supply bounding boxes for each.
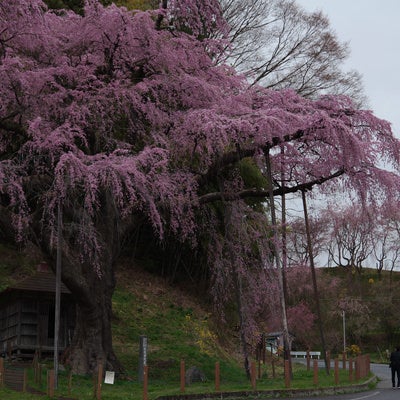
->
[0,246,252,398]
[0,245,377,399]
[112,263,245,382]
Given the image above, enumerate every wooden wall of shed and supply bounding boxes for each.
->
[0,293,75,357]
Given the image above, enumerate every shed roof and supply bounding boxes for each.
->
[266,331,295,339]
[5,271,70,295]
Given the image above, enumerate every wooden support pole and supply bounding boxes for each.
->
[54,201,62,389]
[33,352,38,384]
[334,358,339,385]
[0,357,4,387]
[355,356,360,381]
[96,363,103,400]
[215,361,220,392]
[284,360,290,388]
[361,355,366,378]
[47,369,55,398]
[251,361,256,390]
[68,371,72,396]
[360,355,363,378]
[271,358,276,379]
[180,360,185,393]
[306,350,310,371]
[262,335,266,365]
[23,369,27,393]
[349,357,353,382]
[326,350,330,373]
[313,359,318,386]
[143,365,149,400]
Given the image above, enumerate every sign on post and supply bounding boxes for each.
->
[138,335,148,382]
[104,371,115,384]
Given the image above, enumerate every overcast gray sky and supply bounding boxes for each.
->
[295,0,400,138]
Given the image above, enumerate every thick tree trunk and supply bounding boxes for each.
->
[35,197,127,375]
[45,250,124,375]
[63,260,123,375]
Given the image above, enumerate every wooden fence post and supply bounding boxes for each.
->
[355,356,360,381]
[306,350,310,371]
[0,357,4,387]
[68,371,72,396]
[96,363,103,400]
[215,361,220,392]
[271,357,276,378]
[33,351,38,384]
[349,357,353,382]
[180,359,185,393]
[284,360,290,388]
[361,355,367,378]
[313,359,318,386]
[143,365,149,400]
[326,351,330,373]
[47,369,55,398]
[361,355,364,378]
[250,361,256,390]
[334,358,339,385]
[23,369,27,393]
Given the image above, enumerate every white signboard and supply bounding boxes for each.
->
[104,371,115,385]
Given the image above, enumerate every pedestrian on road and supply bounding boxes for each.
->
[390,347,400,388]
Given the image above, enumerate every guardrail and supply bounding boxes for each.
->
[291,351,321,359]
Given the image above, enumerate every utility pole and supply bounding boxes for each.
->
[265,150,292,369]
[342,310,346,353]
[302,190,329,374]
[54,201,62,388]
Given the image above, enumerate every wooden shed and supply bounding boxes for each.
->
[0,263,75,360]
[265,331,295,354]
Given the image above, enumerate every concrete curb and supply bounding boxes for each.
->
[156,375,377,400]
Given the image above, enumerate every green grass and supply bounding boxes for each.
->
[110,275,240,382]
[0,250,376,399]
[0,360,373,400]
[0,387,42,400]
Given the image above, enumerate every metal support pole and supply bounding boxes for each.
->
[54,201,62,388]
[343,310,346,353]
